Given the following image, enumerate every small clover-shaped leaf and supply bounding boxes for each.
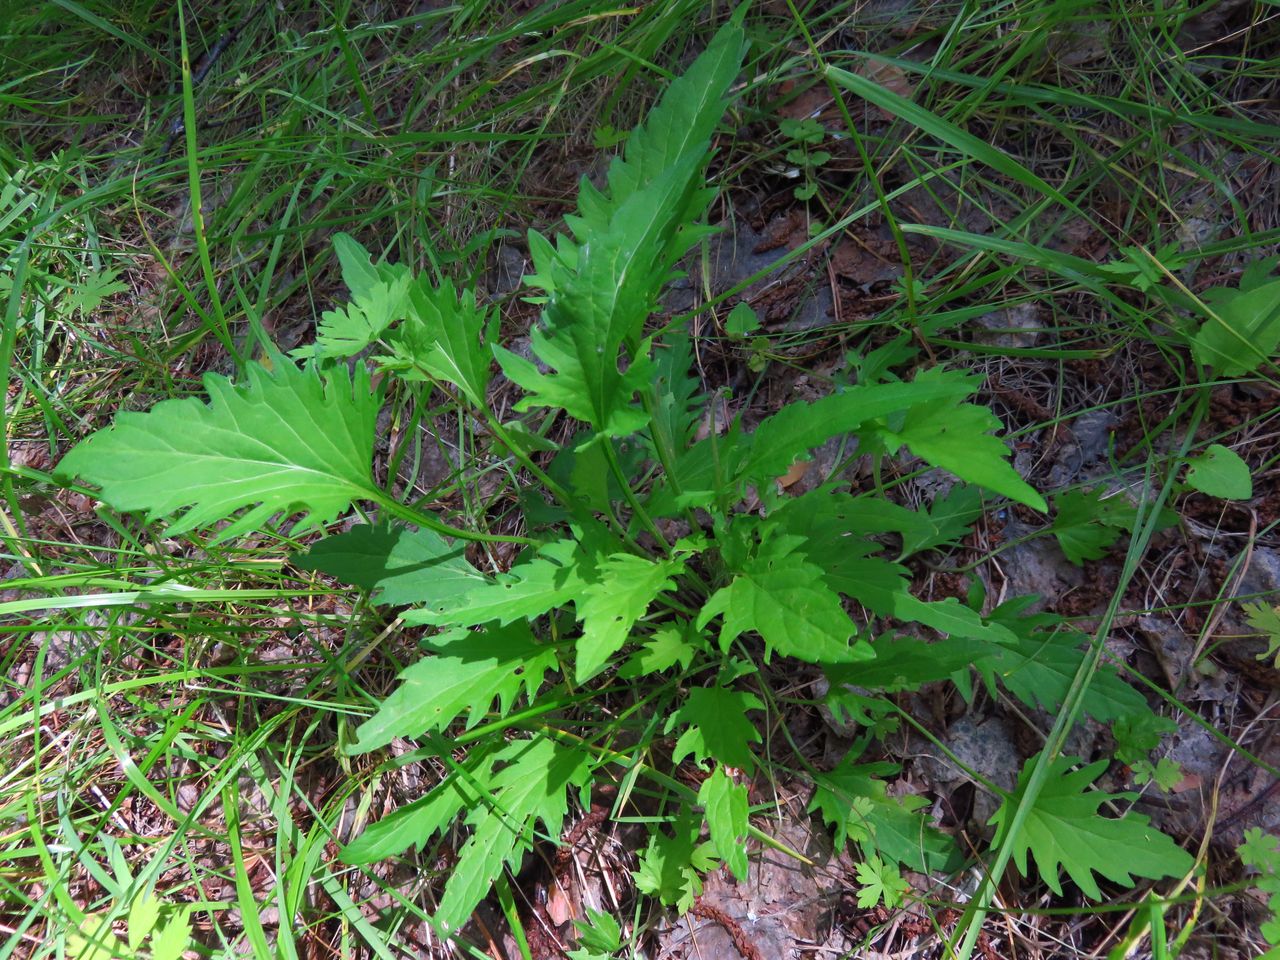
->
[855,854,911,909]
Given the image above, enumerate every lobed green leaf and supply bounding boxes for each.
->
[57,359,379,543]
[990,754,1194,899]
[350,623,557,752]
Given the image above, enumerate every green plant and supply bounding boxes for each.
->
[1183,443,1253,501]
[568,908,625,960]
[1189,257,1280,378]
[777,116,831,201]
[55,14,1195,944]
[990,754,1192,899]
[1242,601,1280,669]
[1050,486,1139,566]
[1239,828,1280,954]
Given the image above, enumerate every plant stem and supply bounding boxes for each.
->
[603,439,671,552]
[370,491,536,546]
[482,412,575,506]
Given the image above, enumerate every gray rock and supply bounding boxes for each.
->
[915,715,1020,826]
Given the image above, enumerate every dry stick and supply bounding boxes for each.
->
[1190,506,1257,668]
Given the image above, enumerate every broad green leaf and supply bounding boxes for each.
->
[649,331,704,458]
[633,812,719,912]
[569,908,623,960]
[1192,265,1280,376]
[697,535,867,664]
[293,523,483,607]
[725,302,760,338]
[548,430,646,515]
[739,372,978,486]
[618,621,701,678]
[1112,711,1177,767]
[699,766,749,881]
[974,597,1147,722]
[382,276,492,406]
[820,683,901,738]
[351,623,557,751]
[1050,487,1135,566]
[298,233,413,358]
[436,737,592,933]
[780,117,824,144]
[306,273,410,359]
[829,633,987,692]
[573,553,683,682]
[1097,242,1186,292]
[874,381,1046,511]
[809,757,959,872]
[498,158,696,435]
[341,763,483,864]
[898,485,984,557]
[666,685,764,772]
[406,538,588,627]
[803,485,981,560]
[1185,443,1252,500]
[504,18,745,436]
[651,370,1001,512]
[599,15,745,205]
[332,232,384,300]
[772,490,1018,645]
[56,360,379,543]
[990,754,1194,899]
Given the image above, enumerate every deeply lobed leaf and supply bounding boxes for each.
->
[300,233,412,359]
[350,623,557,752]
[1049,487,1136,566]
[405,537,590,628]
[57,359,379,543]
[697,533,870,664]
[772,489,1019,646]
[574,552,683,682]
[435,737,592,933]
[666,685,764,772]
[870,368,1046,511]
[382,275,493,406]
[809,755,960,873]
[342,736,592,936]
[990,754,1193,899]
[501,18,746,436]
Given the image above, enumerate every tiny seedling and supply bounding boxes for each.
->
[778,116,831,201]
